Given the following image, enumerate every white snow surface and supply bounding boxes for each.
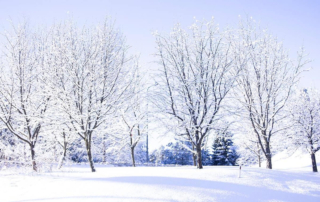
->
[1,151,320,202]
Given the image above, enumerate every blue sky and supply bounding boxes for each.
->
[1,0,319,87]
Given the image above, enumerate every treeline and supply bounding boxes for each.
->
[0,17,319,173]
[150,134,238,166]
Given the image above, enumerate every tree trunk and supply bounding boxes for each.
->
[131,147,136,167]
[30,145,37,172]
[146,134,149,164]
[58,133,68,169]
[57,146,67,169]
[192,144,196,166]
[196,144,203,169]
[103,140,106,163]
[311,153,318,172]
[258,155,261,168]
[265,144,272,169]
[85,140,96,172]
[24,144,27,162]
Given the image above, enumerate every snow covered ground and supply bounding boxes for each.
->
[1,152,320,202]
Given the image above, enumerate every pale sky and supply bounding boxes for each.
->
[0,0,319,88]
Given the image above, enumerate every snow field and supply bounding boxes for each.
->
[1,164,319,202]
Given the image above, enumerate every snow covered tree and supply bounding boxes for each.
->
[289,89,320,172]
[0,129,26,164]
[49,19,138,172]
[175,142,194,165]
[238,130,264,167]
[201,147,212,166]
[212,138,227,165]
[117,71,148,167]
[232,18,309,169]
[211,132,238,166]
[0,22,52,171]
[151,142,193,165]
[153,19,238,169]
[121,107,146,167]
[69,137,88,163]
[53,125,76,169]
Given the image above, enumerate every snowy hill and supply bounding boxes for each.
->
[260,148,320,171]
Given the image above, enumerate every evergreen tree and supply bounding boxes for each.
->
[150,141,194,165]
[212,133,238,166]
[201,148,212,165]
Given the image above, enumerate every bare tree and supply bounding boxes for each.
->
[0,22,51,171]
[289,89,320,172]
[122,83,147,166]
[153,20,237,169]
[232,18,309,169]
[50,19,137,172]
[52,125,75,169]
[240,131,264,167]
[121,111,146,167]
[108,69,148,167]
